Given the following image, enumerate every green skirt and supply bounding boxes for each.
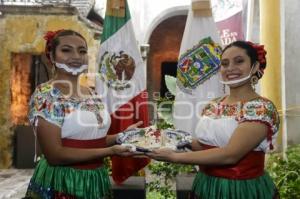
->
[191,171,279,199]
[25,157,111,199]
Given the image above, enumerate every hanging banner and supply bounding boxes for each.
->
[212,0,246,45]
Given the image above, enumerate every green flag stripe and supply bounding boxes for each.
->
[101,0,131,44]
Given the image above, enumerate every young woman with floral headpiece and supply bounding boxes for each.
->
[147,40,280,199]
[24,29,142,199]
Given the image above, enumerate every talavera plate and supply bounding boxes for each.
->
[116,127,192,152]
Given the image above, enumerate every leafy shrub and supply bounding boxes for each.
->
[147,97,196,198]
[266,145,300,199]
[147,161,196,199]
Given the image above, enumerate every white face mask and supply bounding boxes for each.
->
[55,62,88,75]
[219,66,255,85]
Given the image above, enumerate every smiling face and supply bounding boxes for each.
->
[220,46,255,88]
[53,35,88,69]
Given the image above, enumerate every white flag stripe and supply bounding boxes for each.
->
[99,21,143,68]
[96,20,146,114]
[173,5,223,133]
[179,8,222,54]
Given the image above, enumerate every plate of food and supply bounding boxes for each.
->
[116,126,192,152]
[162,129,192,150]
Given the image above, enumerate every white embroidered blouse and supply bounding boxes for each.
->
[28,82,111,140]
[193,97,280,152]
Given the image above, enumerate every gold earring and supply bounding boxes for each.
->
[51,64,57,77]
[251,75,258,90]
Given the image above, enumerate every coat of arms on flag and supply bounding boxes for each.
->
[95,0,150,184]
[173,1,223,133]
[177,37,222,94]
[98,51,136,90]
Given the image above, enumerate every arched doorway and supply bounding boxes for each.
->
[147,15,187,103]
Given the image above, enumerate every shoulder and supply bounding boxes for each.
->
[243,97,278,115]
[31,81,57,99]
[240,97,280,133]
[28,81,65,127]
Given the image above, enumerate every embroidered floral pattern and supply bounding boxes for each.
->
[202,97,280,135]
[29,82,106,128]
[79,98,105,126]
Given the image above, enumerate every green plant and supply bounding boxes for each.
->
[146,97,196,199]
[146,190,165,199]
[103,157,112,175]
[147,161,196,199]
[266,144,300,199]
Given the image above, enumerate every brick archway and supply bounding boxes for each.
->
[147,15,187,102]
[147,15,187,118]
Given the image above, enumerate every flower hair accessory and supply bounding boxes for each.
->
[246,41,267,77]
[44,29,64,62]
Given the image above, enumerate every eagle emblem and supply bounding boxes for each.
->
[98,51,136,90]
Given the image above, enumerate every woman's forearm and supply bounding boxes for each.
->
[172,147,238,166]
[44,146,114,166]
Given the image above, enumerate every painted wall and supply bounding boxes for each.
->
[0,9,100,168]
[283,0,300,145]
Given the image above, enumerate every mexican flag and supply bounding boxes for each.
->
[95,0,150,184]
[173,0,223,133]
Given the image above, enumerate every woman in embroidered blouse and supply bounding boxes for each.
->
[24,30,139,199]
[148,41,280,199]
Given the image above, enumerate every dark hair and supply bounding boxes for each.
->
[222,40,266,79]
[45,29,87,63]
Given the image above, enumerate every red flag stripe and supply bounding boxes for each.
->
[108,90,150,184]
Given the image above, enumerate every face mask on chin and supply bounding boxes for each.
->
[219,66,255,86]
[55,62,88,76]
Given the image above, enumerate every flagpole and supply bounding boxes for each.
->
[246,0,254,40]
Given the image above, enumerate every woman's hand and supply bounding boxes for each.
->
[126,121,144,130]
[111,145,134,157]
[146,148,177,162]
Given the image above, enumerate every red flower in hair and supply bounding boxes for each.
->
[247,41,267,68]
[44,29,64,42]
[254,45,267,64]
[43,29,64,63]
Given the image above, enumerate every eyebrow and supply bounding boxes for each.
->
[234,55,244,59]
[222,55,243,59]
[60,44,87,49]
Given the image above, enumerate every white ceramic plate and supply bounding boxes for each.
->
[116,127,192,152]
